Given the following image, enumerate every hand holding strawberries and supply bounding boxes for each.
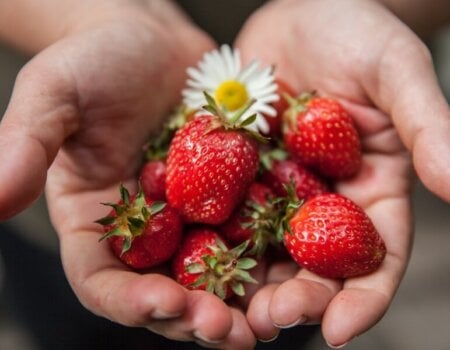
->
[0,1,259,348]
[1,0,450,349]
[235,0,450,347]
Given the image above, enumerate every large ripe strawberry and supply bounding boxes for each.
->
[283,93,362,179]
[262,79,296,138]
[262,159,329,201]
[283,193,386,279]
[172,228,257,300]
[166,94,260,225]
[220,182,280,257]
[96,185,182,270]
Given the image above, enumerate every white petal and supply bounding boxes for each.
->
[238,60,260,83]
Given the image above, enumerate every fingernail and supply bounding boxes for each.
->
[258,333,279,343]
[151,309,182,320]
[193,330,224,344]
[326,341,349,349]
[273,316,307,329]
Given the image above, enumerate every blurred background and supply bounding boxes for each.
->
[0,2,449,349]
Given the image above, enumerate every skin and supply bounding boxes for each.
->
[0,0,449,349]
[235,0,450,347]
[0,1,255,349]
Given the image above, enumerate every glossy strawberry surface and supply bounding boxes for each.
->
[283,96,361,179]
[172,228,224,291]
[284,193,386,278]
[221,182,275,245]
[262,159,329,201]
[166,115,259,224]
[99,188,183,270]
[139,160,167,200]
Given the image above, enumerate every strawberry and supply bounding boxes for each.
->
[283,193,386,279]
[172,228,257,300]
[283,93,362,179]
[166,94,260,225]
[262,159,329,201]
[138,106,189,200]
[262,79,296,138]
[96,185,182,270]
[220,182,280,257]
[139,160,167,200]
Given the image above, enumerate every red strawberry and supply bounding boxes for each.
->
[262,79,297,138]
[221,182,280,257]
[166,95,260,225]
[283,93,362,179]
[283,193,386,279]
[172,228,257,299]
[139,160,167,200]
[139,106,191,200]
[96,185,182,270]
[262,159,329,201]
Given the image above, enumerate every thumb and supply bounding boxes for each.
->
[0,57,79,220]
[367,37,450,202]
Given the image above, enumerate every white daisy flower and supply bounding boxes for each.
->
[182,44,279,133]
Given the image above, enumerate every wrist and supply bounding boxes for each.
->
[374,0,450,38]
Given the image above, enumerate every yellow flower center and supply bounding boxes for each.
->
[215,80,249,112]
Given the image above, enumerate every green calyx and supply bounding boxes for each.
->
[186,239,258,300]
[96,184,166,255]
[240,196,285,257]
[144,104,189,161]
[202,91,268,144]
[283,91,316,133]
[259,145,288,172]
[276,181,303,240]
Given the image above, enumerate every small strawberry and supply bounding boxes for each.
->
[220,182,280,257]
[262,79,296,138]
[96,185,183,270]
[262,159,329,201]
[166,93,261,225]
[172,228,257,300]
[283,92,362,179]
[139,160,167,201]
[283,193,386,279]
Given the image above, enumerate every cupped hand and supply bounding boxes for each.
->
[0,2,256,348]
[235,0,450,347]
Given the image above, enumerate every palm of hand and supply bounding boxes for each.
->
[24,18,253,348]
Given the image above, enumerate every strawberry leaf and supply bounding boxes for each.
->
[230,281,245,297]
[120,184,131,206]
[121,236,133,256]
[186,263,206,274]
[149,201,166,215]
[236,258,257,270]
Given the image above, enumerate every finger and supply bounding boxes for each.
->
[0,56,78,219]
[149,291,233,344]
[269,270,342,328]
[366,35,450,202]
[266,259,299,284]
[194,308,257,350]
[245,261,300,341]
[60,230,188,325]
[322,195,412,347]
[61,229,237,344]
[246,283,280,342]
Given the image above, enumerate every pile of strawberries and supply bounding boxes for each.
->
[96,80,386,300]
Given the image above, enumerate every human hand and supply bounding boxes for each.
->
[235,0,450,346]
[0,1,256,348]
